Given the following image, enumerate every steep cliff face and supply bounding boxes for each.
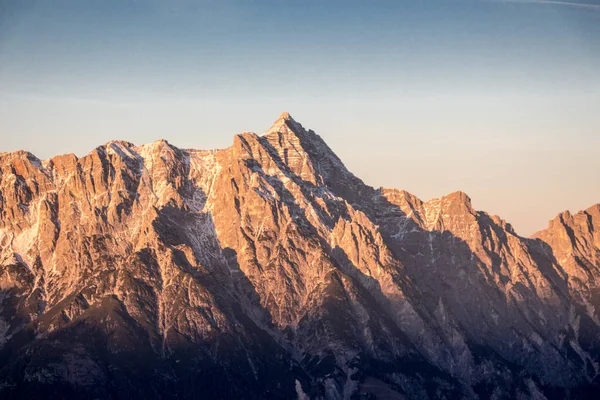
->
[0,113,599,399]
[533,205,600,371]
[534,206,600,314]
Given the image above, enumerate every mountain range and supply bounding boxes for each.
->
[0,113,599,399]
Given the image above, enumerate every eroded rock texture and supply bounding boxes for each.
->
[0,113,599,399]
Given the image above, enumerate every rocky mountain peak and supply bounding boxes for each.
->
[278,111,292,120]
[264,111,300,136]
[262,114,311,149]
[0,114,599,399]
[105,140,136,149]
[442,190,472,208]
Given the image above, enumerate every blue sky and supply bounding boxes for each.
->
[0,0,599,235]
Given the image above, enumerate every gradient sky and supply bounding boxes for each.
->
[0,0,599,236]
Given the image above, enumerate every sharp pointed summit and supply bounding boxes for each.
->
[264,111,303,137]
[278,111,293,121]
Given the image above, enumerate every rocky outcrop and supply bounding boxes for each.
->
[0,113,599,399]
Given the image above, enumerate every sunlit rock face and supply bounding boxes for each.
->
[0,113,599,399]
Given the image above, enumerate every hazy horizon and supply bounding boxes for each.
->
[1,0,599,236]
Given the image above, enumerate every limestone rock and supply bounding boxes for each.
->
[0,114,599,399]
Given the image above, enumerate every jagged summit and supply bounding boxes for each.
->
[264,111,304,137]
[0,114,599,399]
[443,190,471,204]
[278,111,293,121]
[104,139,136,148]
[0,149,41,164]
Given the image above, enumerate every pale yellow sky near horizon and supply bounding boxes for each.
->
[0,94,598,237]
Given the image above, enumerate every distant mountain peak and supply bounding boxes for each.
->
[278,111,293,121]
[264,111,304,137]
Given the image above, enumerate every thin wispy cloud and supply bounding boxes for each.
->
[501,0,600,9]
